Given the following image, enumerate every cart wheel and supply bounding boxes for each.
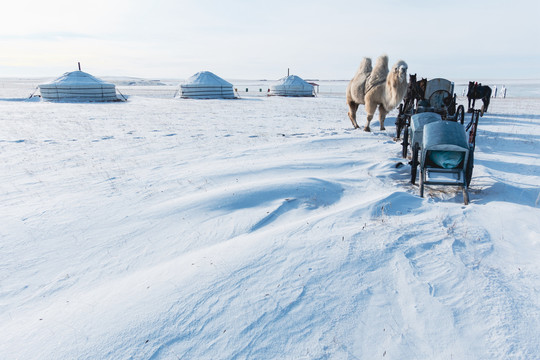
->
[463,188,469,205]
[396,104,404,138]
[402,126,409,158]
[468,110,480,152]
[465,151,474,187]
[448,94,457,116]
[411,143,418,184]
[456,105,465,125]
[419,169,424,197]
[428,90,452,116]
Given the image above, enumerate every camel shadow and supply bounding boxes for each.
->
[486,113,540,121]
[472,181,539,207]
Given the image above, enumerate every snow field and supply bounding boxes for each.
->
[1,87,539,359]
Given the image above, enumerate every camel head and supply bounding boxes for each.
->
[391,60,408,85]
[383,60,408,110]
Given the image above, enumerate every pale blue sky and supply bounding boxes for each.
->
[1,0,538,80]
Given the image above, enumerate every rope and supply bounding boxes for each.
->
[116,88,128,101]
[28,86,39,99]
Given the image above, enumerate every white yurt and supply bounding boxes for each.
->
[269,75,314,97]
[178,71,235,99]
[39,70,118,102]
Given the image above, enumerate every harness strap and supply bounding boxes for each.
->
[365,76,386,95]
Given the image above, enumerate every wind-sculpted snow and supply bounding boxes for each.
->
[1,83,539,359]
[368,191,424,217]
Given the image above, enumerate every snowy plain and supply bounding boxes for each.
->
[0,77,539,359]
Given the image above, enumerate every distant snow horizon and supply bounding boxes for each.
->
[3,75,540,83]
[3,76,539,99]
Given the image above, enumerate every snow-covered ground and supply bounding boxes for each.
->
[1,78,539,359]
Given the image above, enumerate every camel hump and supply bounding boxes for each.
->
[357,57,372,75]
[366,55,389,91]
[347,57,373,103]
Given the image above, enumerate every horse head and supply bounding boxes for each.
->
[405,74,417,98]
[417,78,427,100]
[467,81,476,97]
[408,76,426,101]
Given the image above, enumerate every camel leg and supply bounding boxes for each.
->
[347,101,360,129]
[364,114,374,132]
[364,101,377,132]
[378,105,388,131]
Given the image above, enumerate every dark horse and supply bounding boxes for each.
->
[406,74,427,107]
[395,74,427,139]
[467,81,492,114]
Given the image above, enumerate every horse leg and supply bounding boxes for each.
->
[347,101,360,129]
[378,105,388,131]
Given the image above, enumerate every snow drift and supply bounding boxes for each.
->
[1,79,539,359]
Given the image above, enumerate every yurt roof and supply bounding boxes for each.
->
[183,71,232,87]
[41,71,114,87]
[275,75,313,88]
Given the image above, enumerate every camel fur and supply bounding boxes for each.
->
[346,55,408,131]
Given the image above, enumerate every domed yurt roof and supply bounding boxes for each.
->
[39,70,118,102]
[269,75,314,97]
[179,71,235,99]
[44,71,114,87]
